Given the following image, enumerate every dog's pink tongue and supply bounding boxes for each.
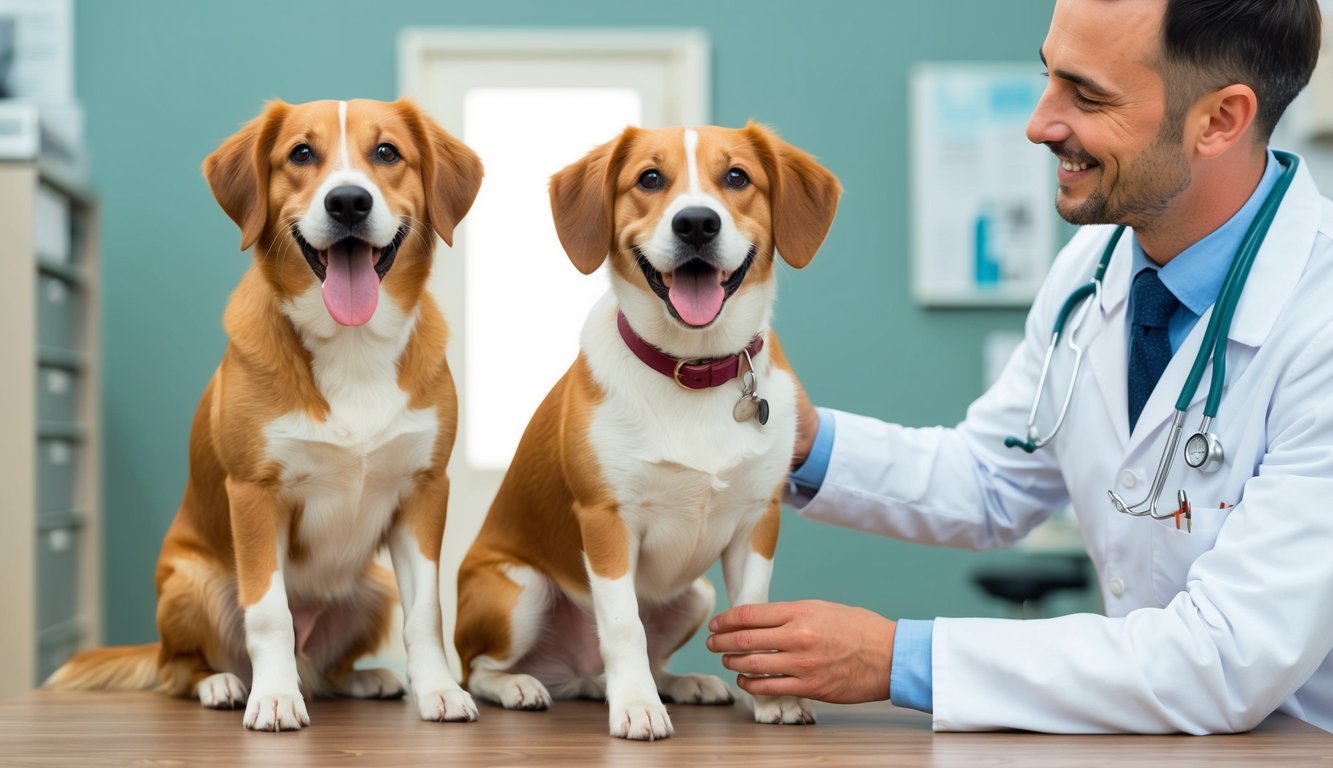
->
[668,269,725,326]
[322,240,379,326]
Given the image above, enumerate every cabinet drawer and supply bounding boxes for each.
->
[35,274,82,352]
[36,366,79,424]
[36,523,81,631]
[36,182,72,265]
[36,437,79,512]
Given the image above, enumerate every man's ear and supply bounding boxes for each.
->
[202,101,288,251]
[549,127,638,275]
[405,100,484,246]
[1192,83,1260,159]
[744,121,842,269]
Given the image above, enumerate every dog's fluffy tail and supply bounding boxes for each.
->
[43,643,161,692]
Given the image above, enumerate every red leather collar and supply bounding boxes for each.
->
[616,311,764,390]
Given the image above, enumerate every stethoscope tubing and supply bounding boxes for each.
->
[1184,153,1299,416]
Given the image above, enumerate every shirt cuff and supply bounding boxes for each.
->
[889,618,934,714]
[788,407,836,496]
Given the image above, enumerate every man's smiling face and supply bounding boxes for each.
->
[1026,0,1192,231]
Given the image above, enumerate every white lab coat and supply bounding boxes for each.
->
[797,158,1333,733]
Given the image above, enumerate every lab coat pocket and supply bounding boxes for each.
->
[1149,503,1232,607]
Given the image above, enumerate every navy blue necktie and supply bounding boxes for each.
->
[1127,269,1180,431]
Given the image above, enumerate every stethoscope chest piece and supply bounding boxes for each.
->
[1184,430,1224,472]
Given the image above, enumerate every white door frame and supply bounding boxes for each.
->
[399,28,709,125]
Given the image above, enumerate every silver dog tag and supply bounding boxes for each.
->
[733,369,766,425]
[734,355,767,426]
[734,393,760,422]
[735,370,756,422]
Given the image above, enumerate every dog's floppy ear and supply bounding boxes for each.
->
[408,101,484,247]
[203,101,288,252]
[744,121,842,269]
[549,127,638,275]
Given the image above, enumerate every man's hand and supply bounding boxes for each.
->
[792,379,819,471]
[706,600,894,704]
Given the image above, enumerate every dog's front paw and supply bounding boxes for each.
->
[609,700,674,741]
[197,672,248,710]
[335,667,405,699]
[417,688,479,722]
[752,694,815,725]
[244,690,310,731]
[664,673,733,705]
[495,673,552,711]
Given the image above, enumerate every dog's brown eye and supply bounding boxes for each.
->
[638,169,664,190]
[725,168,749,189]
[375,143,399,163]
[290,144,314,165]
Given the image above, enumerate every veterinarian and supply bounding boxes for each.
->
[707,0,1333,733]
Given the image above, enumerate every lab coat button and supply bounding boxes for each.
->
[1109,577,1126,597]
[1119,470,1138,488]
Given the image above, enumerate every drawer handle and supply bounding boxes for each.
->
[46,370,72,395]
[48,441,71,465]
[48,529,72,553]
[46,280,67,305]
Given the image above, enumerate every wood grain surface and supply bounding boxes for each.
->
[0,690,1327,767]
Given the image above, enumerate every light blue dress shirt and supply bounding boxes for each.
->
[787,150,1283,714]
[1127,150,1282,354]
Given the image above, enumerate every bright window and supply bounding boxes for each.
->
[461,87,642,469]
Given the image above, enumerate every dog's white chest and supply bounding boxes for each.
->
[593,391,793,597]
[581,297,796,600]
[265,398,437,600]
[266,294,436,600]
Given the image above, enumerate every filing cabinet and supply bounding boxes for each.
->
[0,159,102,696]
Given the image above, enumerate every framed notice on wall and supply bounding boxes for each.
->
[911,64,1054,307]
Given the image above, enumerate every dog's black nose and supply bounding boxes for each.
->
[325,185,373,226]
[672,207,721,249]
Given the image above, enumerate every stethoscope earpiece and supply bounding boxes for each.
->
[1003,435,1039,453]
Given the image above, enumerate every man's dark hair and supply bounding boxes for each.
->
[1162,0,1322,142]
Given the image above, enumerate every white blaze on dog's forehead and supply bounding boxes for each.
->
[338,100,350,169]
[296,99,399,251]
[635,126,753,285]
[684,128,701,194]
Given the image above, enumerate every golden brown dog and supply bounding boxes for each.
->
[47,99,483,731]
[454,123,840,740]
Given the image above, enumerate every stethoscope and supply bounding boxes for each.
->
[1004,150,1299,521]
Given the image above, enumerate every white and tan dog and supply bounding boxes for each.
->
[454,123,840,740]
[47,99,483,731]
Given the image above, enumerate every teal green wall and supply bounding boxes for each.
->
[76,0,1072,676]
